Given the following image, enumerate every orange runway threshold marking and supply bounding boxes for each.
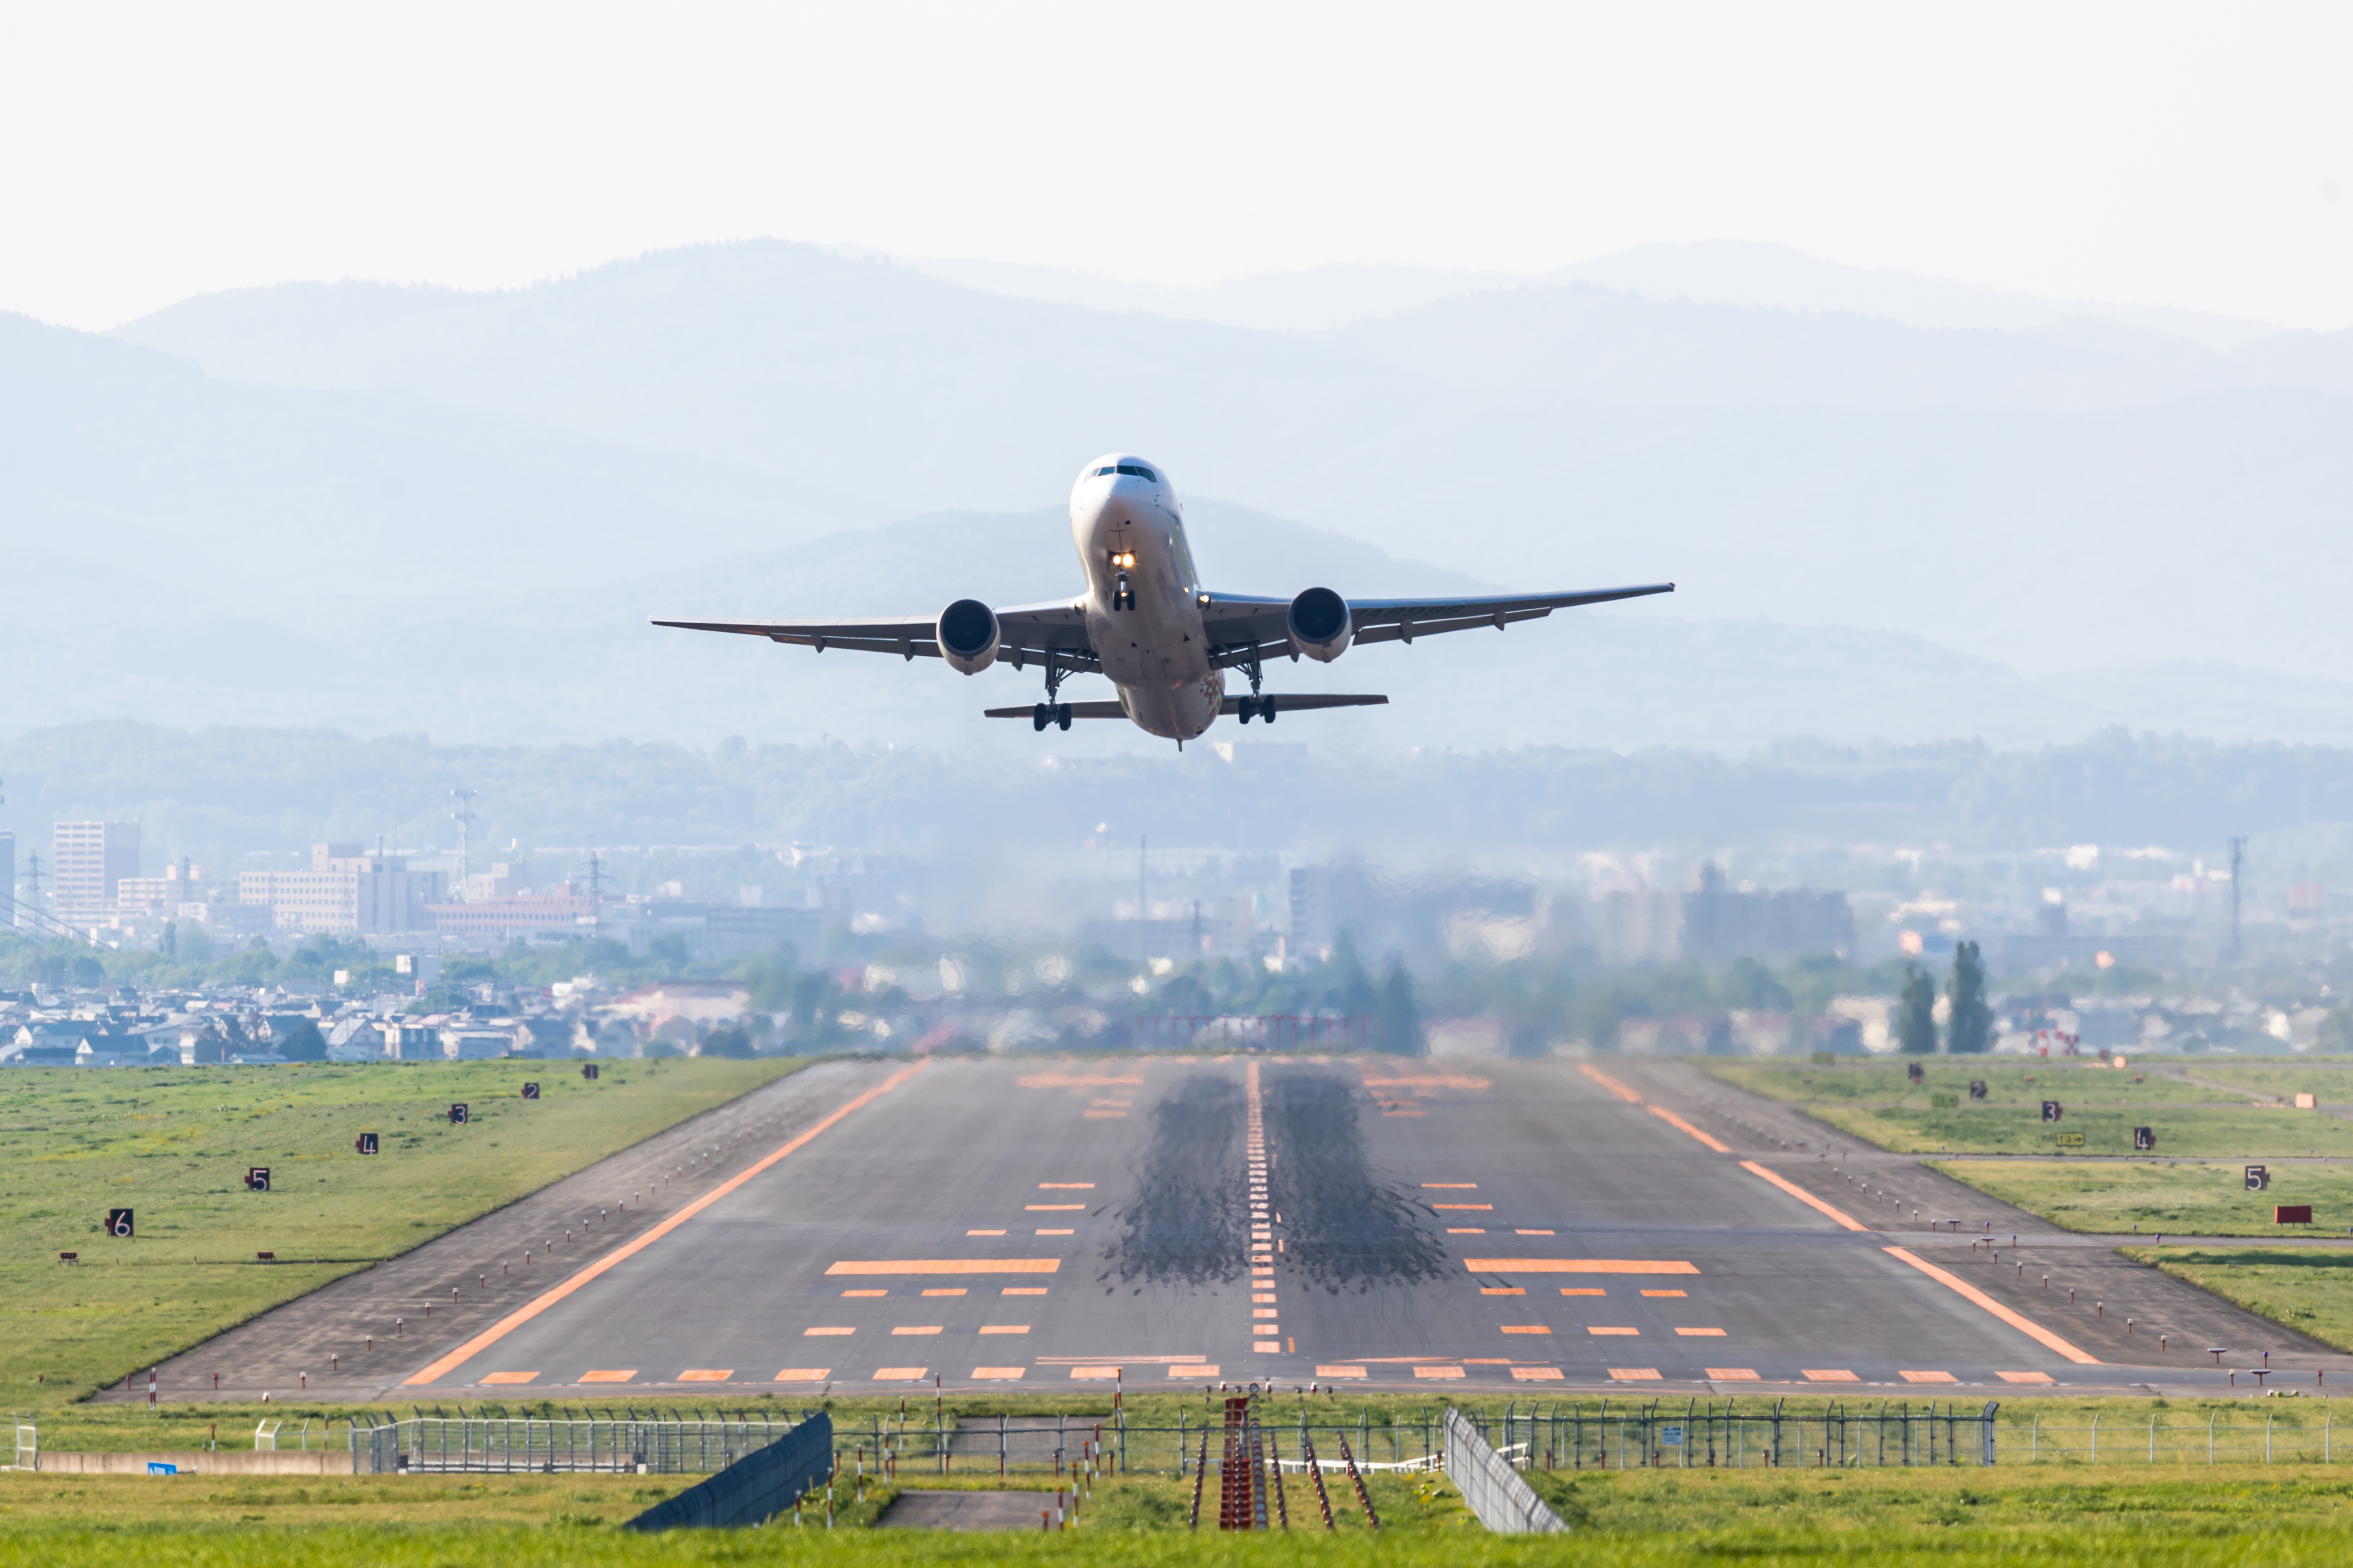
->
[805,1327,855,1336]
[1035,1228,1075,1235]
[479,1372,537,1385]
[921,1288,967,1297]
[1642,1289,1688,1297]
[1588,1326,1639,1336]
[1317,1365,1367,1379]
[1172,1364,1220,1379]
[404,1060,929,1387]
[678,1369,731,1382]
[1708,1368,1760,1381]
[1070,1366,1122,1379]
[2000,1371,2056,1384]
[579,1370,635,1383]
[1883,1247,2101,1365]
[967,1229,1007,1236]
[1038,1183,1095,1189]
[1676,1327,1727,1337]
[1413,1366,1465,1379]
[1608,1368,1661,1381]
[1517,1229,1555,1236]
[1002,1286,1048,1296]
[1447,1228,1488,1235]
[1423,1183,1478,1189]
[1512,1367,1564,1381]
[1481,1287,1527,1296]
[980,1325,1030,1335]
[1467,1259,1698,1275]
[871,1367,928,1381]
[828,1259,1061,1276]
[773,1368,829,1381]
[1433,1204,1493,1211]
[1026,1205,1086,1211]
[972,1367,1025,1380]
[842,1289,887,1298]
[1647,1103,1732,1153]
[1561,1287,1607,1296]
[1500,1325,1552,1335]
[892,1326,942,1336]
[1901,1370,1958,1383]
[1804,1369,1859,1382]
[1578,1063,1642,1103]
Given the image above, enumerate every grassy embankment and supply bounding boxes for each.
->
[13,1463,2353,1562]
[0,1057,807,1404]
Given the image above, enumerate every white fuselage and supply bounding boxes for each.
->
[1069,453,1223,740]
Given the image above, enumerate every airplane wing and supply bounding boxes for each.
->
[984,694,1389,719]
[652,599,1098,672]
[1195,582,1674,669]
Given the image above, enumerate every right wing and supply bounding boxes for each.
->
[1194,582,1675,670]
[653,598,1098,671]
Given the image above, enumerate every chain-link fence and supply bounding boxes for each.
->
[1443,1407,1568,1532]
[351,1412,806,1474]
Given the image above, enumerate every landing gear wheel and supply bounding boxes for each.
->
[1238,697,1256,725]
[1056,703,1073,732]
[1260,695,1277,723]
[1032,703,1049,732]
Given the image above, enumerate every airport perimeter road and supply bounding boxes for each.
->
[314,1053,2345,1401]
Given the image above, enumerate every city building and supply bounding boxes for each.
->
[426,886,598,944]
[239,843,447,936]
[52,820,139,922]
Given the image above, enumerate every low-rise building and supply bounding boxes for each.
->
[239,843,446,936]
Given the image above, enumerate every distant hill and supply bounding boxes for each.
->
[105,239,2353,683]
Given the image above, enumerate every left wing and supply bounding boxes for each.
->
[1195,582,1674,670]
[652,599,1097,672]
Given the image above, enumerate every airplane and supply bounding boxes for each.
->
[655,453,1673,745]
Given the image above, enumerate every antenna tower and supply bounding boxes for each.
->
[2228,835,2247,961]
[451,788,478,897]
[579,838,606,940]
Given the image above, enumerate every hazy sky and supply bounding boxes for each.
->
[4,2,2347,331]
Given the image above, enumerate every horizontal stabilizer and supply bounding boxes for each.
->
[984,695,1388,719]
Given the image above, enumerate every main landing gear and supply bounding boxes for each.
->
[1236,650,1274,723]
[1034,657,1072,731]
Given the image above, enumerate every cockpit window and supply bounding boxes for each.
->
[1093,466,1116,476]
[1116,463,1157,481]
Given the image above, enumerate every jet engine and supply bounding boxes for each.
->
[1285,586,1352,663]
[936,599,1000,675]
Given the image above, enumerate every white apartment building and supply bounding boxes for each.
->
[238,843,446,935]
[52,820,139,920]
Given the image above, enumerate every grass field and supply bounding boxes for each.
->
[12,1464,2353,1563]
[1935,1159,2353,1237]
[2123,1245,2353,1353]
[0,1057,806,1404]
[1705,1059,2353,1158]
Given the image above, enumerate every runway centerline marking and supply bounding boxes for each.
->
[1884,1246,2100,1365]
[402,1060,928,1386]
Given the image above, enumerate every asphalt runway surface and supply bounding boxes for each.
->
[129,1053,2353,1404]
[171,1053,2337,1402]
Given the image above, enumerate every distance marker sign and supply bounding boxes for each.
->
[355,1131,379,1155]
[449,1103,469,1125]
[106,1209,134,1238]
[521,1082,540,1100]
[246,1167,271,1192]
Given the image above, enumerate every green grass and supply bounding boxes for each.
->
[2124,1246,2353,1353]
[1935,1159,2353,1237]
[0,1057,808,1404]
[1708,1059,2241,1110]
[16,1466,2353,1562]
[1812,1105,2353,1158]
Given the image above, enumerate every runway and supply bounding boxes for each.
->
[349,1052,2309,1398]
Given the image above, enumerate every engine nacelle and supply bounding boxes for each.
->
[1286,586,1352,663]
[936,598,999,675]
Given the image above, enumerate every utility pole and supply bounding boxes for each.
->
[451,788,478,898]
[2228,835,2247,962]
